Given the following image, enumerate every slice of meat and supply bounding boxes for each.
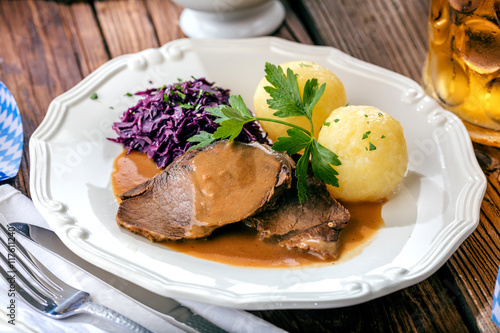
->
[116,140,294,241]
[245,173,350,260]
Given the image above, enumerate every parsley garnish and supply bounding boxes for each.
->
[178,102,193,109]
[90,92,98,100]
[362,131,371,140]
[187,131,216,150]
[368,142,376,151]
[188,62,341,202]
[334,118,340,123]
[124,92,133,97]
[381,135,386,139]
[324,122,331,127]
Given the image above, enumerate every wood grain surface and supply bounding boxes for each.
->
[1,0,499,332]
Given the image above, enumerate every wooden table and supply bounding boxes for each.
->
[1,0,499,331]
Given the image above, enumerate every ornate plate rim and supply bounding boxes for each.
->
[29,37,486,310]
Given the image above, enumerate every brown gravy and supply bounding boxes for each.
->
[190,142,284,226]
[111,149,385,268]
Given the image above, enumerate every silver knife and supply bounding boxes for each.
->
[9,223,227,333]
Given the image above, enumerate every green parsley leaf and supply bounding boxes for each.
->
[263,63,304,118]
[228,95,253,118]
[334,118,340,123]
[324,122,331,127]
[205,106,228,123]
[124,92,133,97]
[272,128,311,155]
[303,79,326,119]
[163,93,169,102]
[381,135,386,139]
[187,131,216,150]
[311,140,340,187]
[212,118,246,142]
[362,130,371,140]
[368,142,376,151]
[207,95,254,142]
[90,92,98,100]
[176,91,186,99]
[378,112,383,117]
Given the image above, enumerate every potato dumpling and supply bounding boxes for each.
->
[318,105,408,202]
[253,61,347,142]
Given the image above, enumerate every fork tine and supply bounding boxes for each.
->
[0,224,61,305]
[0,248,52,305]
[0,259,48,312]
[0,224,59,299]
[0,223,69,297]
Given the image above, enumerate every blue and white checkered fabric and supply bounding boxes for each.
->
[0,81,23,181]
[492,266,500,327]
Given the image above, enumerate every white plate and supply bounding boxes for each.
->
[29,37,486,310]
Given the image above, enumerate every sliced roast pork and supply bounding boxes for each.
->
[116,140,294,241]
[245,173,350,260]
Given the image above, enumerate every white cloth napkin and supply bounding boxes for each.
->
[0,185,285,333]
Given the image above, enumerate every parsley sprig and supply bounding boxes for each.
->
[188,62,341,201]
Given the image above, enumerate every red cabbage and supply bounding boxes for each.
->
[109,78,269,168]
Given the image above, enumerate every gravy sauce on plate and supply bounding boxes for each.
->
[111,149,384,267]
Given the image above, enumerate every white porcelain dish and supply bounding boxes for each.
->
[173,0,286,38]
[30,38,486,310]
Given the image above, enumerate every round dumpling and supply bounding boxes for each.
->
[318,105,408,202]
[253,61,347,142]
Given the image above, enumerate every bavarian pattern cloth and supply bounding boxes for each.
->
[493,265,500,327]
[0,81,23,181]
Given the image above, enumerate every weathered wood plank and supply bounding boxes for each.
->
[146,0,185,45]
[59,2,109,76]
[95,0,159,58]
[274,0,313,45]
[252,266,469,332]
[291,0,429,82]
[0,0,99,196]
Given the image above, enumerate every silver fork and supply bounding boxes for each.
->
[0,223,154,333]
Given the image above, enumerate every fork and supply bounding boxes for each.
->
[0,223,154,333]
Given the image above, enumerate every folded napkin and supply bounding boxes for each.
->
[0,185,285,333]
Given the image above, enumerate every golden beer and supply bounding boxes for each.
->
[422,0,500,145]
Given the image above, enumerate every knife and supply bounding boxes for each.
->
[9,223,227,333]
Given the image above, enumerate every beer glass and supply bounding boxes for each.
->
[422,0,500,146]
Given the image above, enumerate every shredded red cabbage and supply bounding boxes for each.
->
[109,78,269,168]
